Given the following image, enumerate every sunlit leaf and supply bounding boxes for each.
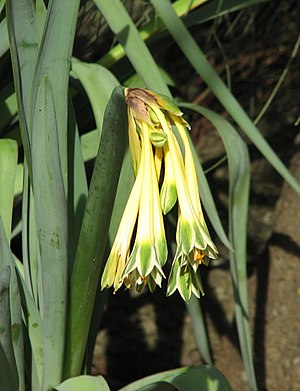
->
[0,139,18,243]
[120,365,233,391]
[55,375,110,391]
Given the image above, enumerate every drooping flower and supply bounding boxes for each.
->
[101,87,218,301]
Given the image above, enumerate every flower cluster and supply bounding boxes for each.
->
[101,88,218,302]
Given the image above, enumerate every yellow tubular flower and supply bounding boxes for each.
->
[148,99,218,301]
[122,121,166,291]
[101,87,218,302]
[171,114,218,258]
[101,168,142,292]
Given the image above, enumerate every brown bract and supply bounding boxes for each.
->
[125,88,157,123]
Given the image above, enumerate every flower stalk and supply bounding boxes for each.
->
[101,88,218,301]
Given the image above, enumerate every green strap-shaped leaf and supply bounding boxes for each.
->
[119,365,233,391]
[6,0,39,175]
[98,0,207,68]
[182,103,257,391]
[94,0,170,95]
[16,265,43,391]
[55,375,110,391]
[186,295,212,365]
[30,0,81,188]
[0,139,18,243]
[71,59,120,137]
[150,0,300,196]
[63,86,127,378]
[0,265,18,391]
[0,219,25,391]
[31,76,68,390]
[67,97,88,271]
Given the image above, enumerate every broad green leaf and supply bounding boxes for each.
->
[150,0,300,196]
[0,219,25,391]
[31,0,81,189]
[6,0,39,174]
[0,139,18,243]
[6,0,38,116]
[71,59,119,138]
[0,265,18,391]
[35,0,47,42]
[80,129,99,162]
[182,103,257,391]
[94,0,170,95]
[120,365,233,391]
[63,86,127,378]
[55,375,110,391]
[31,76,68,389]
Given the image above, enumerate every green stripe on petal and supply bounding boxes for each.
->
[190,269,205,298]
[151,268,163,288]
[155,235,168,267]
[178,218,195,255]
[197,222,218,255]
[123,245,138,277]
[137,241,156,277]
[101,251,118,288]
[160,142,178,214]
[177,265,192,302]
[166,260,179,297]
[160,182,177,215]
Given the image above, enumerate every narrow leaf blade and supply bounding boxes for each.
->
[0,264,18,391]
[0,139,18,243]
[31,76,68,389]
[63,86,127,378]
[183,103,257,391]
